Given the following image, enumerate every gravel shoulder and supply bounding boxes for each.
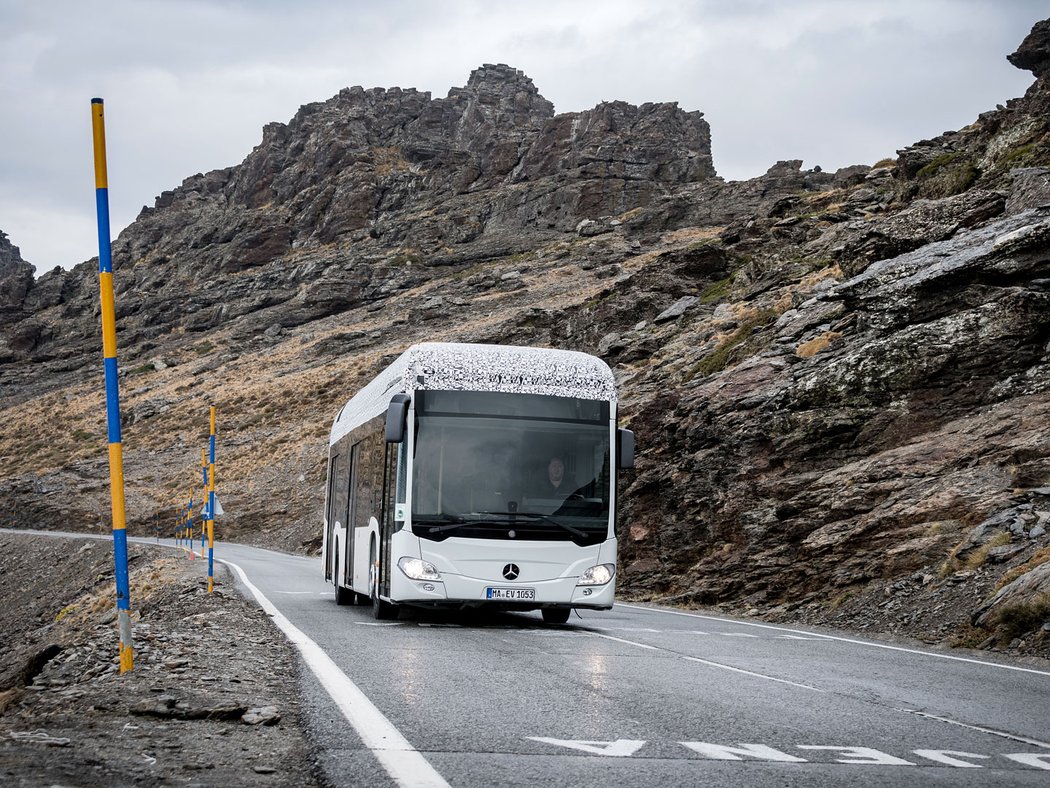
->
[0,530,319,786]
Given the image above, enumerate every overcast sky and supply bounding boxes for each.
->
[1,0,1043,275]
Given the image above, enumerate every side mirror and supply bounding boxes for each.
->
[385,394,411,443]
[616,428,635,469]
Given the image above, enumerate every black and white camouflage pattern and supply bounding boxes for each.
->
[331,343,616,444]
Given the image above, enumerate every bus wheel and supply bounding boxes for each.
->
[542,607,571,624]
[334,543,351,606]
[370,539,398,621]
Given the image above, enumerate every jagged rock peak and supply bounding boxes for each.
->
[465,63,539,93]
[451,63,555,122]
[0,230,22,265]
[1008,18,1050,77]
[0,229,34,311]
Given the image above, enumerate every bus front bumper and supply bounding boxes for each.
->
[389,570,615,610]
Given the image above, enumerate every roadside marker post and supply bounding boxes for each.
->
[207,406,217,592]
[201,448,208,559]
[91,97,133,673]
[187,494,195,560]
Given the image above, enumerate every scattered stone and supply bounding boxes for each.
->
[986,544,1025,563]
[8,730,71,747]
[0,536,316,784]
[241,706,281,726]
[654,296,698,323]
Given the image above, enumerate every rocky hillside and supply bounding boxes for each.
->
[2,22,1049,656]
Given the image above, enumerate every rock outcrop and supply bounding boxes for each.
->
[2,20,1050,657]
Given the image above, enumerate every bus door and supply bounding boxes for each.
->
[324,454,337,581]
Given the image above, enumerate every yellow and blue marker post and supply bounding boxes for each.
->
[200,448,208,559]
[187,494,196,560]
[91,98,133,673]
[207,406,217,592]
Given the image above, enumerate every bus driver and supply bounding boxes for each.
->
[539,457,576,498]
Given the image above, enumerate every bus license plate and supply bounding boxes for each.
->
[486,587,536,601]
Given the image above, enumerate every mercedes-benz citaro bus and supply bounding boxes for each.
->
[322,342,634,623]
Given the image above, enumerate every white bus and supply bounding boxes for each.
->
[322,342,634,622]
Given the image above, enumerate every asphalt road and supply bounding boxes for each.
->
[200,539,1050,788]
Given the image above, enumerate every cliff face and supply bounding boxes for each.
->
[2,22,1049,656]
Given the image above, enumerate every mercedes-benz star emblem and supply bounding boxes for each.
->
[502,563,520,580]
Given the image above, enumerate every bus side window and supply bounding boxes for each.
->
[348,442,361,528]
[332,449,349,529]
[351,432,384,530]
[324,455,337,524]
[371,429,384,518]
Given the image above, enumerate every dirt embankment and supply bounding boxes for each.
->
[0,531,318,786]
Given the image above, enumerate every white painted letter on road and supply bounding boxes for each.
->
[681,742,806,762]
[1003,753,1050,770]
[528,738,646,757]
[913,750,989,768]
[797,746,915,765]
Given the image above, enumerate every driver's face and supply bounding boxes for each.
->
[548,458,564,485]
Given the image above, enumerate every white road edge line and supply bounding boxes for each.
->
[898,709,1050,750]
[586,630,825,692]
[218,558,450,788]
[616,603,1050,678]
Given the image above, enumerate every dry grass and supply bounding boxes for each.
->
[659,227,724,246]
[996,547,1050,590]
[372,146,411,177]
[994,595,1050,640]
[799,263,843,289]
[796,331,843,359]
[938,531,1014,578]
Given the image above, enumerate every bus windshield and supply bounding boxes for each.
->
[411,391,611,545]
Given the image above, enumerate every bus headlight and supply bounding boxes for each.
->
[578,564,615,586]
[398,557,442,581]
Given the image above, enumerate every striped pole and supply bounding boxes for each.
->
[201,448,208,559]
[91,98,133,674]
[187,493,195,560]
[207,406,217,592]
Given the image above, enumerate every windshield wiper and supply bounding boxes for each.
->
[413,513,469,533]
[475,510,588,540]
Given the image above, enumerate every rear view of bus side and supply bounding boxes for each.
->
[321,342,634,623]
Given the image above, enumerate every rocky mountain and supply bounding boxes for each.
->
[2,21,1049,656]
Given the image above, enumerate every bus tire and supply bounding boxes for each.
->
[334,541,352,606]
[370,538,398,621]
[542,607,571,624]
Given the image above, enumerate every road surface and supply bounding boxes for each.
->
[210,539,1050,787]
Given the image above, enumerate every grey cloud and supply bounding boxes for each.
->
[0,0,1043,272]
